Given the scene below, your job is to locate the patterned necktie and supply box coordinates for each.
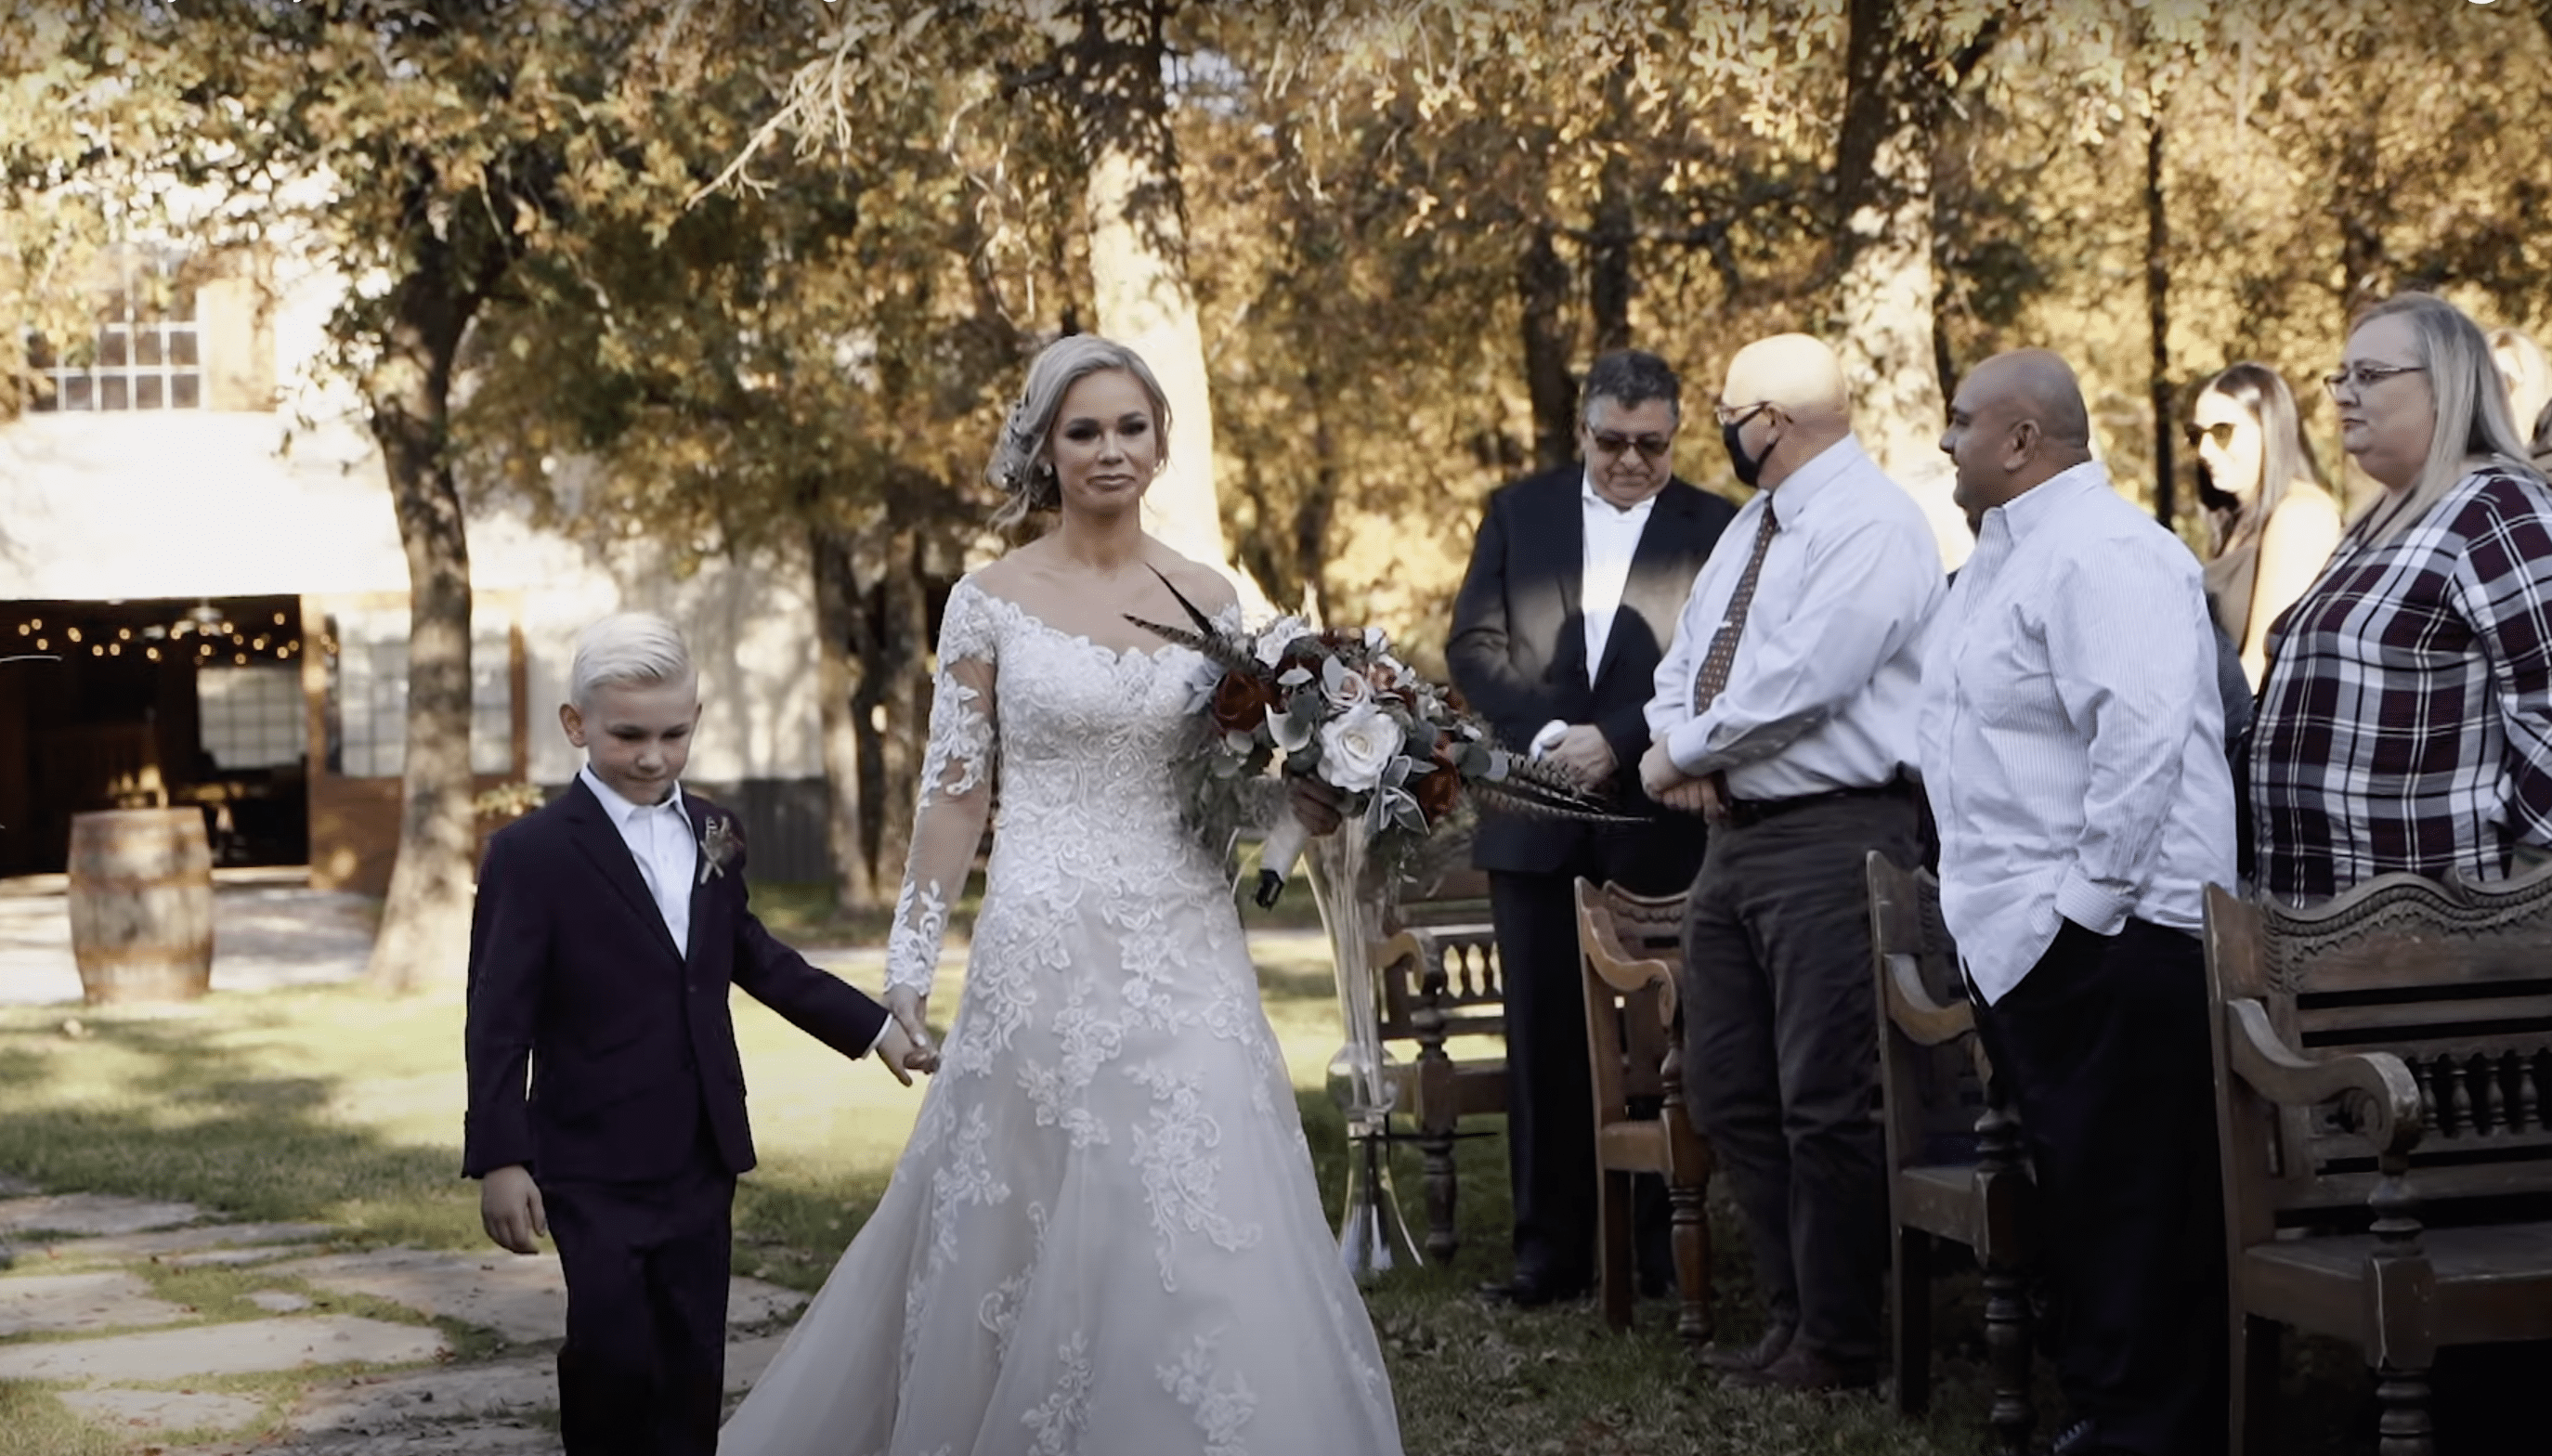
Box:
[1692,497,1780,715]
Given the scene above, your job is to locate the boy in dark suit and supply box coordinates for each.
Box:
[463,612,918,1456]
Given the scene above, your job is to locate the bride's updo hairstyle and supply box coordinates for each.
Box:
[985,334,1175,531]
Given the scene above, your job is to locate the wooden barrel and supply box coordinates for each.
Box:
[67,809,215,1005]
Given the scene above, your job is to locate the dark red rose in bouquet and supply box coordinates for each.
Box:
[1412,749,1462,824]
[1208,670,1280,735]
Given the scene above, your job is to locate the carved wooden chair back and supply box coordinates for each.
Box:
[2205,867,2552,1455]
[2206,869,2552,1239]
[1867,853,1989,1173]
[1576,879,1685,1113]
[1376,864,1503,1047]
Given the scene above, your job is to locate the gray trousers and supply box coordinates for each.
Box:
[1680,792,1915,1365]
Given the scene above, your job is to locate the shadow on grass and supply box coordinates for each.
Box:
[0,996,483,1247]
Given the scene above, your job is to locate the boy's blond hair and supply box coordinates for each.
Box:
[569,612,695,708]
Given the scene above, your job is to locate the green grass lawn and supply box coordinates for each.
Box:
[0,913,2389,1455]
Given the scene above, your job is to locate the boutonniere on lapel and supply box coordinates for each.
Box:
[697,814,742,886]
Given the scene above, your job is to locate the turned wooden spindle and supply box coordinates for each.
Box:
[1973,1089,2035,1456]
[2368,1168,2434,1456]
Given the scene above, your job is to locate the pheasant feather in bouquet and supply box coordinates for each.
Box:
[1127,571,1641,907]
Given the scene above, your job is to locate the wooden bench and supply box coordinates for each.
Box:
[1374,860,1505,1263]
[2204,866,2552,1456]
[1574,878,1713,1358]
[1866,852,2036,1456]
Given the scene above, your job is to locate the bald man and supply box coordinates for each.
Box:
[1921,350,2233,1456]
[1639,332,1943,1391]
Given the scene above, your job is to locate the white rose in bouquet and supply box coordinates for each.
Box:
[1319,702,1405,794]
[1322,656,1374,711]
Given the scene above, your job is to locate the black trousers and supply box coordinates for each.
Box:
[1489,868,1672,1288]
[1973,916,2229,1456]
[1680,792,1914,1365]
[543,1134,738,1456]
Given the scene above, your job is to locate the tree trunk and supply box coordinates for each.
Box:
[1588,63,1636,355]
[811,525,867,914]
[1833,0,1990,568]
[1070,0,1234,584]
[2145,106,2178,531]
[1296,366,1342,625]
[362,263,482,994]
[852,537,930,905]
[2331,33,2391,324]
[1519,221,1577,472]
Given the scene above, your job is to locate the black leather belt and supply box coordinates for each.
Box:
[1719,776,1910,830]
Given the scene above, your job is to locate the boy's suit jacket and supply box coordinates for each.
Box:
[462,777,888,1186]
[1447,462,1738,882]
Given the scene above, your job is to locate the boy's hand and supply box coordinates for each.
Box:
[874,1017,921,1086]
[883,986,940,1076]
[480,1165,546,1254]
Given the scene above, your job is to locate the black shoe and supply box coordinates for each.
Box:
[1476,1272,1591,1308]
[1725,1345,1880,1393]
[1700,1321,1795,1374]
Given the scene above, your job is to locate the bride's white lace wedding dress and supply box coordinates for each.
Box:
[720,576,1404,1456]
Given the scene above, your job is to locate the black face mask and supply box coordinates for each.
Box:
[1722,418,1772,488]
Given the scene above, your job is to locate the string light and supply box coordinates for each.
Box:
[4,605,302,667]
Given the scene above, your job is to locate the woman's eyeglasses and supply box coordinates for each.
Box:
[2322,362,2428,400]
[2183,422,2237,448]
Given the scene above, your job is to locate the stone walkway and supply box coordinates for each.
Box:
[0,1176,801,1453]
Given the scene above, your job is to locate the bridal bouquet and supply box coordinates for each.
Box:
[1127,576,1632,906]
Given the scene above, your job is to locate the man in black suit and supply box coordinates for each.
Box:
[1448,349,1738,1304]
[463,613,916,1456]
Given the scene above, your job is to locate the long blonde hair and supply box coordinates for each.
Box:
[2353,293,2544,545]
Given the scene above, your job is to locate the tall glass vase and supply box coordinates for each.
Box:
[1303,820,1424,1283]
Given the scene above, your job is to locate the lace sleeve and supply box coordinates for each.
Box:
[885,580,999,997]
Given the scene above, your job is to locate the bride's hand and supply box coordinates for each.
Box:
[884,985,940,1075]
[1288,777,1345,838]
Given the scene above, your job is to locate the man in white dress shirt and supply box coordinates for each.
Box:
[1449,350,1737,1305]
[1921,350,2233,1456]
[1638,333,1943,1390]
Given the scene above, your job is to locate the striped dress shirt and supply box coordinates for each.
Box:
[2250,464,2552,902]
[1917,461,2236,1006]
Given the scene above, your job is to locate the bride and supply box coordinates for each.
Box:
[719,336,1406,1454]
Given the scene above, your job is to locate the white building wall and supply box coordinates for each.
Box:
[0,409,822,786]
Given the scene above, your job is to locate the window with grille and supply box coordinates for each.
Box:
[324,612,516,778]
[28,252,202,412]
[197,665,306,770]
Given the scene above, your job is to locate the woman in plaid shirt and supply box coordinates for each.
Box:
[2250,292,2552,903]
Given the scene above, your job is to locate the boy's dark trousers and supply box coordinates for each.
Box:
[546,1120,736,1456]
